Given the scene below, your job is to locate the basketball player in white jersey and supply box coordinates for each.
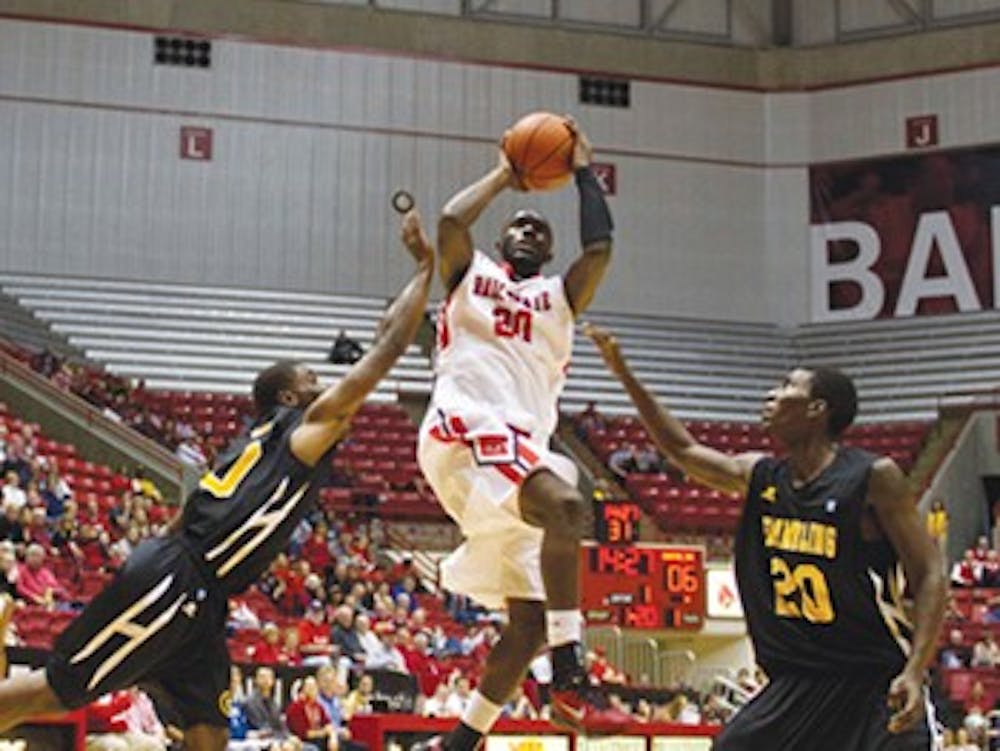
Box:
[417,121,624,748]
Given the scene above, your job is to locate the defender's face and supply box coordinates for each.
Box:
[500,215,552,277]
[761,368,817,437]
[287,365,323,408]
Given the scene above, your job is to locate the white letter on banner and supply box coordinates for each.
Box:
[895,211,981,316]
[810,221,884,322]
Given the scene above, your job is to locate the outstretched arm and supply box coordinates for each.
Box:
[585,324,760,495]
[438,151,519,292]
[870,459,946,734]
[290,211,434,467]
[563,126,613,316]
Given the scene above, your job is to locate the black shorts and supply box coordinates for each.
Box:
[712,672,937,751]
[46,536,231,728]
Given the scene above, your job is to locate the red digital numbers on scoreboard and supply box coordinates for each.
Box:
[580,543,705,630]
[594,501,641,544]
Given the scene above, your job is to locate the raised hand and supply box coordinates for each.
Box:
[565,116,593,170]
[583,322,627,379]
[400,209,434,266]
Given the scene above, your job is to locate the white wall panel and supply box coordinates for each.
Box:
[804,68,1000,163]
[932,0,1000,18]
[0,18,777,320]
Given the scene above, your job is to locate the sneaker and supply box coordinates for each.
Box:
[550,686,632,735]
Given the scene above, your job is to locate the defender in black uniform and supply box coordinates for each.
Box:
[585,324,946,751]
[0,209,435,750]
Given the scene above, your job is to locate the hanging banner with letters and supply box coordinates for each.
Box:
[809,146,1000,321]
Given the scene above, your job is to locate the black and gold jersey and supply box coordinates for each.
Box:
[735,447,912,678]
[179,407,333,594]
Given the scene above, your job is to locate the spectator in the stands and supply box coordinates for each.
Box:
[2,436,32,486]
[634,443,663,474]
[174,438,207,469]
[951,550,981,587]
[286,675,337,750]
[317,665,361,751]
[40,464,71,518]
[353,613,382,667]
[281,626,303,667]
[444,675,473,717]
[400,630,442,697]
[368,622,408,673]
[371,581,394,614]
[0,501,24,545]
[926,498,948,550]
[423,683,452,717]
[87,687,169,751]
[249,622,283,665]
[130,467,162,503]
[343,673,376,717]
[23,507,52,551]
[608,443,639,479]
[108,525,142,566]
[0,542,18,598]
[245,666,289,744]
[299,599,336,666]
[391,574,420,610]
[331,605,366,665]
[302,521,333,574]
[328,329,364,365]
[971,633,999,668]
[575,400,606,440]
[1,471,26,512]
[983,549,1000,587]
[939,628,972,668]
[16,542,69,607]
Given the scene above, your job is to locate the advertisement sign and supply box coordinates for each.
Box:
[577,738,645,751]
[484,735,570,751]
[650,739,713,751]
[706,567,743,620]
[809,145,1000,321]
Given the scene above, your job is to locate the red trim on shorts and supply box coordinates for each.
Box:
[494,462,526,486]
[517,442,539,465]
[429,425,459,443]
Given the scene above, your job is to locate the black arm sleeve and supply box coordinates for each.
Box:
[576,166,613,247]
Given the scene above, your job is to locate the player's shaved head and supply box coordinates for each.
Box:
[253,360,301,415]
[808,367,857,438]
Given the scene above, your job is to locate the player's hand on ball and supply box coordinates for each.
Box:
[583,323,627,378]
[886,670,924,733]
[400,209,433,266]
[498,132,527,191]
[565,116,593,170]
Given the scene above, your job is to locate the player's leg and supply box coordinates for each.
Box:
[0,594,61,732]
[0,669,65,732]
[181,724,229,750]
[518,469,610,731]
[148,604,232,751]
[437,599,546,751]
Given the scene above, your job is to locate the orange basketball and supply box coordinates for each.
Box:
[502,112,576,191]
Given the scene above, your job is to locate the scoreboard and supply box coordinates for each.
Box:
[580,542,705,630]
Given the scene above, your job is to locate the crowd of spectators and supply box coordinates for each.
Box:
[950,537,1000,590]
[0,418,173,617]
[29,348,218,471]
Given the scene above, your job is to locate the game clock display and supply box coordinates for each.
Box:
[580,542,705,630]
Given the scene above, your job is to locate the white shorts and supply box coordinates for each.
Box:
[417,407,579,610]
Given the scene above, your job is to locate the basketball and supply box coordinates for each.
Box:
[502,111,576,191]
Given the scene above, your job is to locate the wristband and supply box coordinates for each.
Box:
[576,167,613,247]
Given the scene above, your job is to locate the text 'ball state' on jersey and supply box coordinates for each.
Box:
[433,250,575,439]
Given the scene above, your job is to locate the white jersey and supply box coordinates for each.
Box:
[430,250,574,439]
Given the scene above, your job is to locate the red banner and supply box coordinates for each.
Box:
[809,146,1000,321]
